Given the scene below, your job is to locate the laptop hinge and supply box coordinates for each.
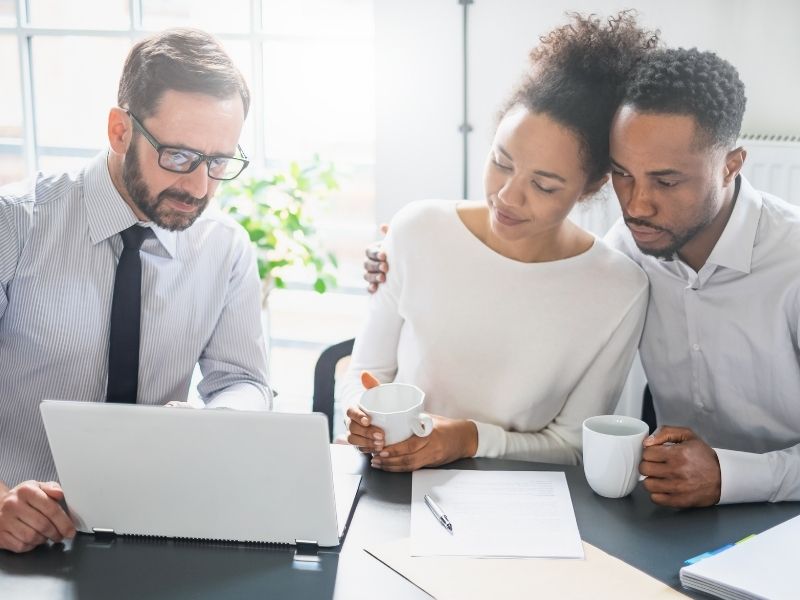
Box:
[92,528,116,540]
[294,539,320,562]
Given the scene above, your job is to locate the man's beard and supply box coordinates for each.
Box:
[624,217,710,260]
[122,143,209,232]
[624,190,717,261]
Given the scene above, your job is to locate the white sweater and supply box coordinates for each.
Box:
[341,200,649,465]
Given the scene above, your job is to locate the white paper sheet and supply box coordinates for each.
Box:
[410,469,583,558]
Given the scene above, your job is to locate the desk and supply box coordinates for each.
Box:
[2,447,799,599]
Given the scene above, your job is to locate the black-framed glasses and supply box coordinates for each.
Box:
[127,110,249,181]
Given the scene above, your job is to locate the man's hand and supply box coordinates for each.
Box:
[363,224,389,294]
[0,481,76,553]
[639,426,721,508]
[370,415,478,472]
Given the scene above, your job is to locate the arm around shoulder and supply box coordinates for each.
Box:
[339,225,408,409]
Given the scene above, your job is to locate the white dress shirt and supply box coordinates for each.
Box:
[606,176,800,503]
[341,200,648,465]
[0,152,271,485]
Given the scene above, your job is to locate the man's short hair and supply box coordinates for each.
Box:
[117,28,250,119]
[621,47,746,149]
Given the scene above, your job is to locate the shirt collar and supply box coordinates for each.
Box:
[705,175,762,274]
[148,223,177,257]
[83,151,177,258]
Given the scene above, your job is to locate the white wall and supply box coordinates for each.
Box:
[374,0,464,223]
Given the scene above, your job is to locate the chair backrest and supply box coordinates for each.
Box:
[313,338,355,441]
[642,383,657,434]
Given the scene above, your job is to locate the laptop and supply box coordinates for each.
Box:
[39,400,361,548]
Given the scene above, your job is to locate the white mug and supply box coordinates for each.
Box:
[358,383,434,445]
[582,415,649,499]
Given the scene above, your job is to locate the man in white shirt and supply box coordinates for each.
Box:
[364,47,800,509]
[605,47,800,508]
[0,29,271,552]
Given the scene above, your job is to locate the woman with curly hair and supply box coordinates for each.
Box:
[341,12,659,470]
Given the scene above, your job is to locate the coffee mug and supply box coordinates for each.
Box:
[358,383,433,445]
[582,415,649,498]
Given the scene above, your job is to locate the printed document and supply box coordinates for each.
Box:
[410,469,583,558]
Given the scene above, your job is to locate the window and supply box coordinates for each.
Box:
[28,0,130,29]
[141,0,251,34]
[0,0,16,27]
[0,33,24,183]
[0,0,376,415]
[33,36,131,172]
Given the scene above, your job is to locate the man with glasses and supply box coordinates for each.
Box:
[0,28,271,553]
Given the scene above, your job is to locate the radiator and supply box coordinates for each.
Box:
[739,135,800,205]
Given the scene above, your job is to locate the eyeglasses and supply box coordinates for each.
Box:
[127,110,249,181]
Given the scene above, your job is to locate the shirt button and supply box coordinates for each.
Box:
[692,343,700,351]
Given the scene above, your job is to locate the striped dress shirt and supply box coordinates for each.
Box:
[0,152,272,486]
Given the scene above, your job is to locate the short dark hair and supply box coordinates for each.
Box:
[621,47,746,148]
[117,28,250,119]
[502,11,659,183]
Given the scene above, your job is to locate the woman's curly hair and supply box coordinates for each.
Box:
[622,47,746,149]
[502,10,659,183]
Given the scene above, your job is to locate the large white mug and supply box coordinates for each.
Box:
[358,383,434,445]
[583,415,649,499]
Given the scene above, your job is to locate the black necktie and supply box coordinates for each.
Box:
[106,225,147,404]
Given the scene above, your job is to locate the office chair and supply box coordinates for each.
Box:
[641,383,657,434]
[313,338,355,441]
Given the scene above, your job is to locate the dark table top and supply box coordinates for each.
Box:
[2,447,799,599]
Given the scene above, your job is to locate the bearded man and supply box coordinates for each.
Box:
[0,28,271,553]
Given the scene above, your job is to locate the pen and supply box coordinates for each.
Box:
[424,494,454,534]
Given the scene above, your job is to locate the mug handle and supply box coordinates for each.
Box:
[411,413,434,438]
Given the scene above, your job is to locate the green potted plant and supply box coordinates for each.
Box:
[217,155,340,306]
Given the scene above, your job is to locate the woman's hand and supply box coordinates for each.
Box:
[345,405,386,454]
[370,416,478,472]
[345,372,386,453]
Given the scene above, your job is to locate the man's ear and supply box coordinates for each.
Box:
[108,107,133,155]
[580,174,609,200]
[723,146,746,185]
